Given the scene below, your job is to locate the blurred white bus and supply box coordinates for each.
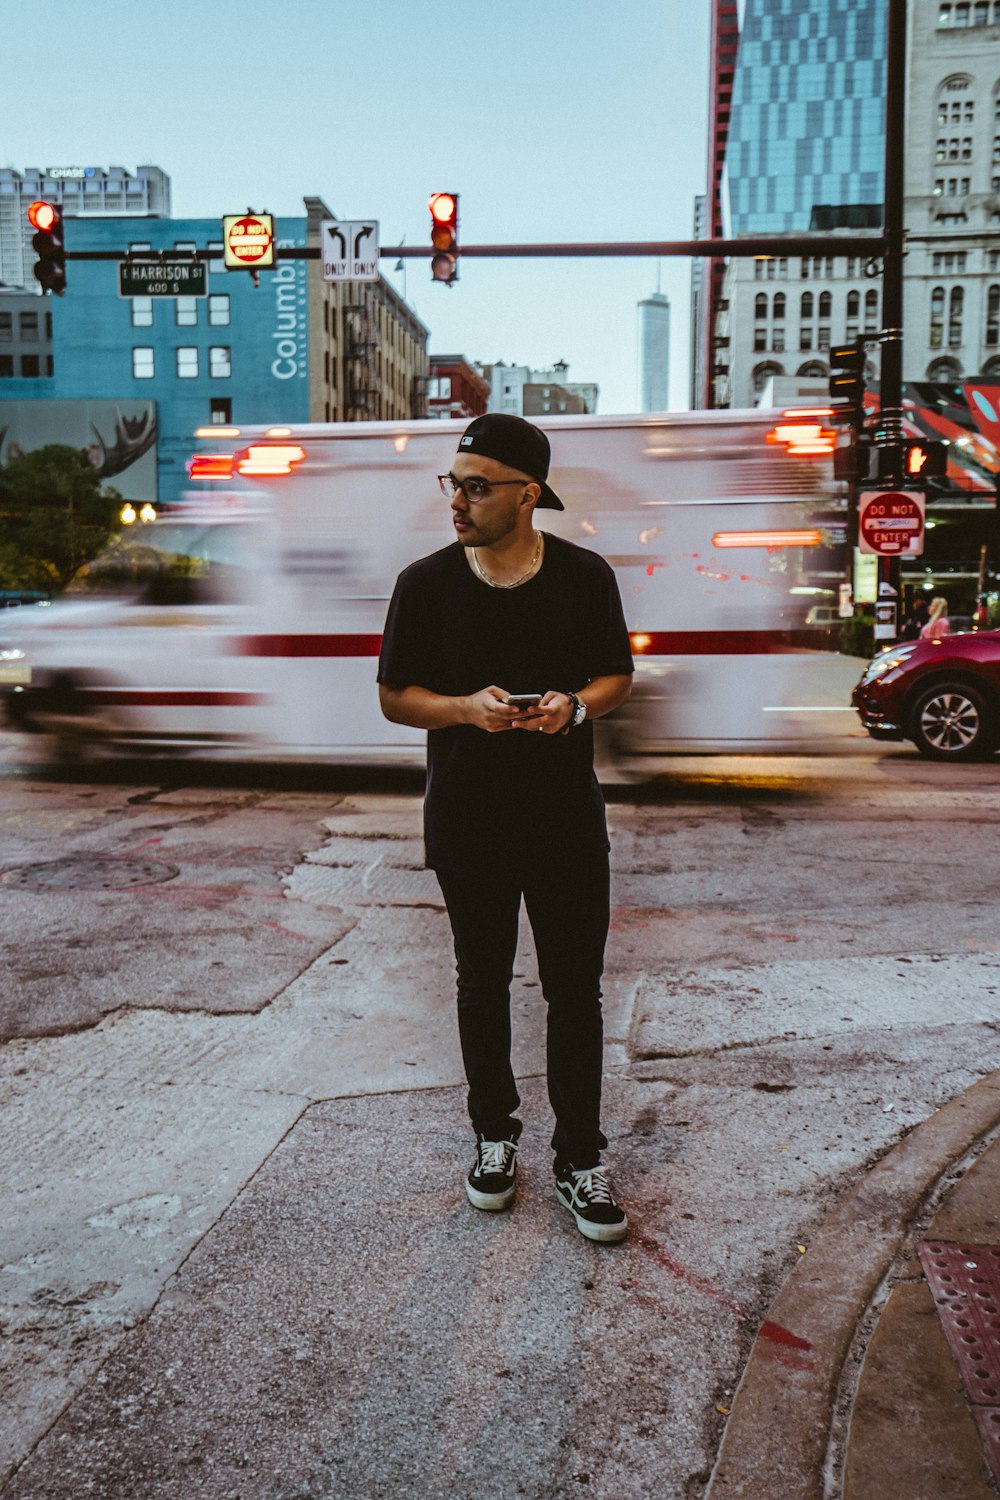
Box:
[0,411,861,768]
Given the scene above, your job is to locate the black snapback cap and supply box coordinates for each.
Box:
[456,413,564,511]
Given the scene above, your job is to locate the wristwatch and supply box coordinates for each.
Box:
[563,691,587,732]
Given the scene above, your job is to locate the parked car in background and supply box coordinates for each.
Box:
[852,629,1000,759]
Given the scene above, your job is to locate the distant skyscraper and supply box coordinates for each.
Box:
[637,287,671,412]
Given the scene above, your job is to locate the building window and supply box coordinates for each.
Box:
[175,297,198,328]
[19,311,39,341]
[131,297,153,328]
[927,357,962,381]
[818,326,831,350]
[753,328,768,352]
[751,361,784,395]
[772,327,785,352]
[209,346,231,378]
[772,292,786,319]
[20,354,40,377]
[0,312,11,342]
[949,285,964,345]
[819,290,832,318]
[865,289,879,323]
[176,346,198,378]
[208,294,230,326]
[132,347,155,379]
[0,354,13,378]
[930,286,945,347]
[846,323,859,341]
[210,398,232,424]
[991,250,1000,270]
[800,291,814,319]
[986,285,1000,346]
[754,293,768,319]
[847,290,861,318]
[799,327,814,351]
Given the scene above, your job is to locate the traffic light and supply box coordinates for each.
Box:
[903,438,948,480]
[27,200,66,295]
[828,340,866,420]
[428,192,459,285]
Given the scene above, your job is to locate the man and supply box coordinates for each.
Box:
[378,413,633,1243]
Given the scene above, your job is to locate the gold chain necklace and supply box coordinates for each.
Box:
[472,532,543,590]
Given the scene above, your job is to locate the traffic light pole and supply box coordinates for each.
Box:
[876,0,908,637]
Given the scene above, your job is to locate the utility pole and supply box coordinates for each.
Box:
[874,0,908,639]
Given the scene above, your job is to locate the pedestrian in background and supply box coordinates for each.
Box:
[920,596,951,639]
[901,596,930,641]
[377,413,633,1243]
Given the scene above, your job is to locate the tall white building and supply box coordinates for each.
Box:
[637,290,671,411]
[0,165,171,291]
[903,0,1000,385]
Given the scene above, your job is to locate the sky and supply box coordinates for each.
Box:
[4,0,710,414]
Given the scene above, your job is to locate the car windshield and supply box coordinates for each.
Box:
[65,522,253,605]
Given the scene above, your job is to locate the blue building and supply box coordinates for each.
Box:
[722,0,887,235]
[0,199,430,504]
[51,215,310,502]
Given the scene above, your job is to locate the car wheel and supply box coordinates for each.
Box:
[909,680,998,761]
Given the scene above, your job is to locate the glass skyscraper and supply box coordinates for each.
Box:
[722,0,887,235]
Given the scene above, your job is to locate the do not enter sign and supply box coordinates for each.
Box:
[858,489,925,557]
[222,213,275,270]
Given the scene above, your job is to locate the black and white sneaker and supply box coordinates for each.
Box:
[467,1135,518,1212]
[555,1163,628,1243]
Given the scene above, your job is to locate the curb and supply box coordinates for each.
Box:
[706,1071,1000,1499]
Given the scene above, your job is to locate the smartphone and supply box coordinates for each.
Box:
[506,693,543,709]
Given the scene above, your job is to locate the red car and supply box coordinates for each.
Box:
[852,629,1000,760]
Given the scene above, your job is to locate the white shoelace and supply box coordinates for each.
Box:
[568,1167,614,1205]
[477,1140,516,1175]
[566,1170,614,1206]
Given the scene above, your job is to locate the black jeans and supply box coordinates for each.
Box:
[435,849,611,1166]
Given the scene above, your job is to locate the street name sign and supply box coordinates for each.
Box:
[118,260,207,298]
[222,213,275,270]
[321,220,379,282]
[858,489,925,557]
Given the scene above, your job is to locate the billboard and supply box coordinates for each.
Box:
[0,400,157,499]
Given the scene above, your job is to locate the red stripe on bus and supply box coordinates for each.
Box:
[221,630,832,659]
[84,690,266,707]
[231,634,384,657]
[630,629,834,655]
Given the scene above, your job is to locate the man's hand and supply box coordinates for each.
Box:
[512,691,573,735]
[462,686,522,733]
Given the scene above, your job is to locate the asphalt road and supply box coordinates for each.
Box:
[2,736,999,1498]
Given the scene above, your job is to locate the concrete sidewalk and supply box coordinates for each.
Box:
[709,1070,1000,1499]
[6,1071,1000,1499]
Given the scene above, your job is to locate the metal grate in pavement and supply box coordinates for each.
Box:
[919,1240,1000,1483]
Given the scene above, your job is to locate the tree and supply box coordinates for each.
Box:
[0,445,122,591]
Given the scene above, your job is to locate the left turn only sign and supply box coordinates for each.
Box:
[222,213,276,269]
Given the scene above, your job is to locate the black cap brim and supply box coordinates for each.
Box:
[537,481,564,511]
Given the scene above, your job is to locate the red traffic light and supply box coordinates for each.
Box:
[27,200,66,295]
[428,193,458,285]
[27,200,58,232]
[429,193,456,225]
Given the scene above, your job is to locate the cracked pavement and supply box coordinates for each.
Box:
[2,746,1000,1497]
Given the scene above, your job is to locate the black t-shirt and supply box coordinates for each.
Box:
[378,533,634,871]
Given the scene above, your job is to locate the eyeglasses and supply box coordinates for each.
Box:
[438,474,527,504]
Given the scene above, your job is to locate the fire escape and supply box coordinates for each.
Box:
[345,303,379,420]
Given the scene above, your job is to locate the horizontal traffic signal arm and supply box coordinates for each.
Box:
[63,233,886,262]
